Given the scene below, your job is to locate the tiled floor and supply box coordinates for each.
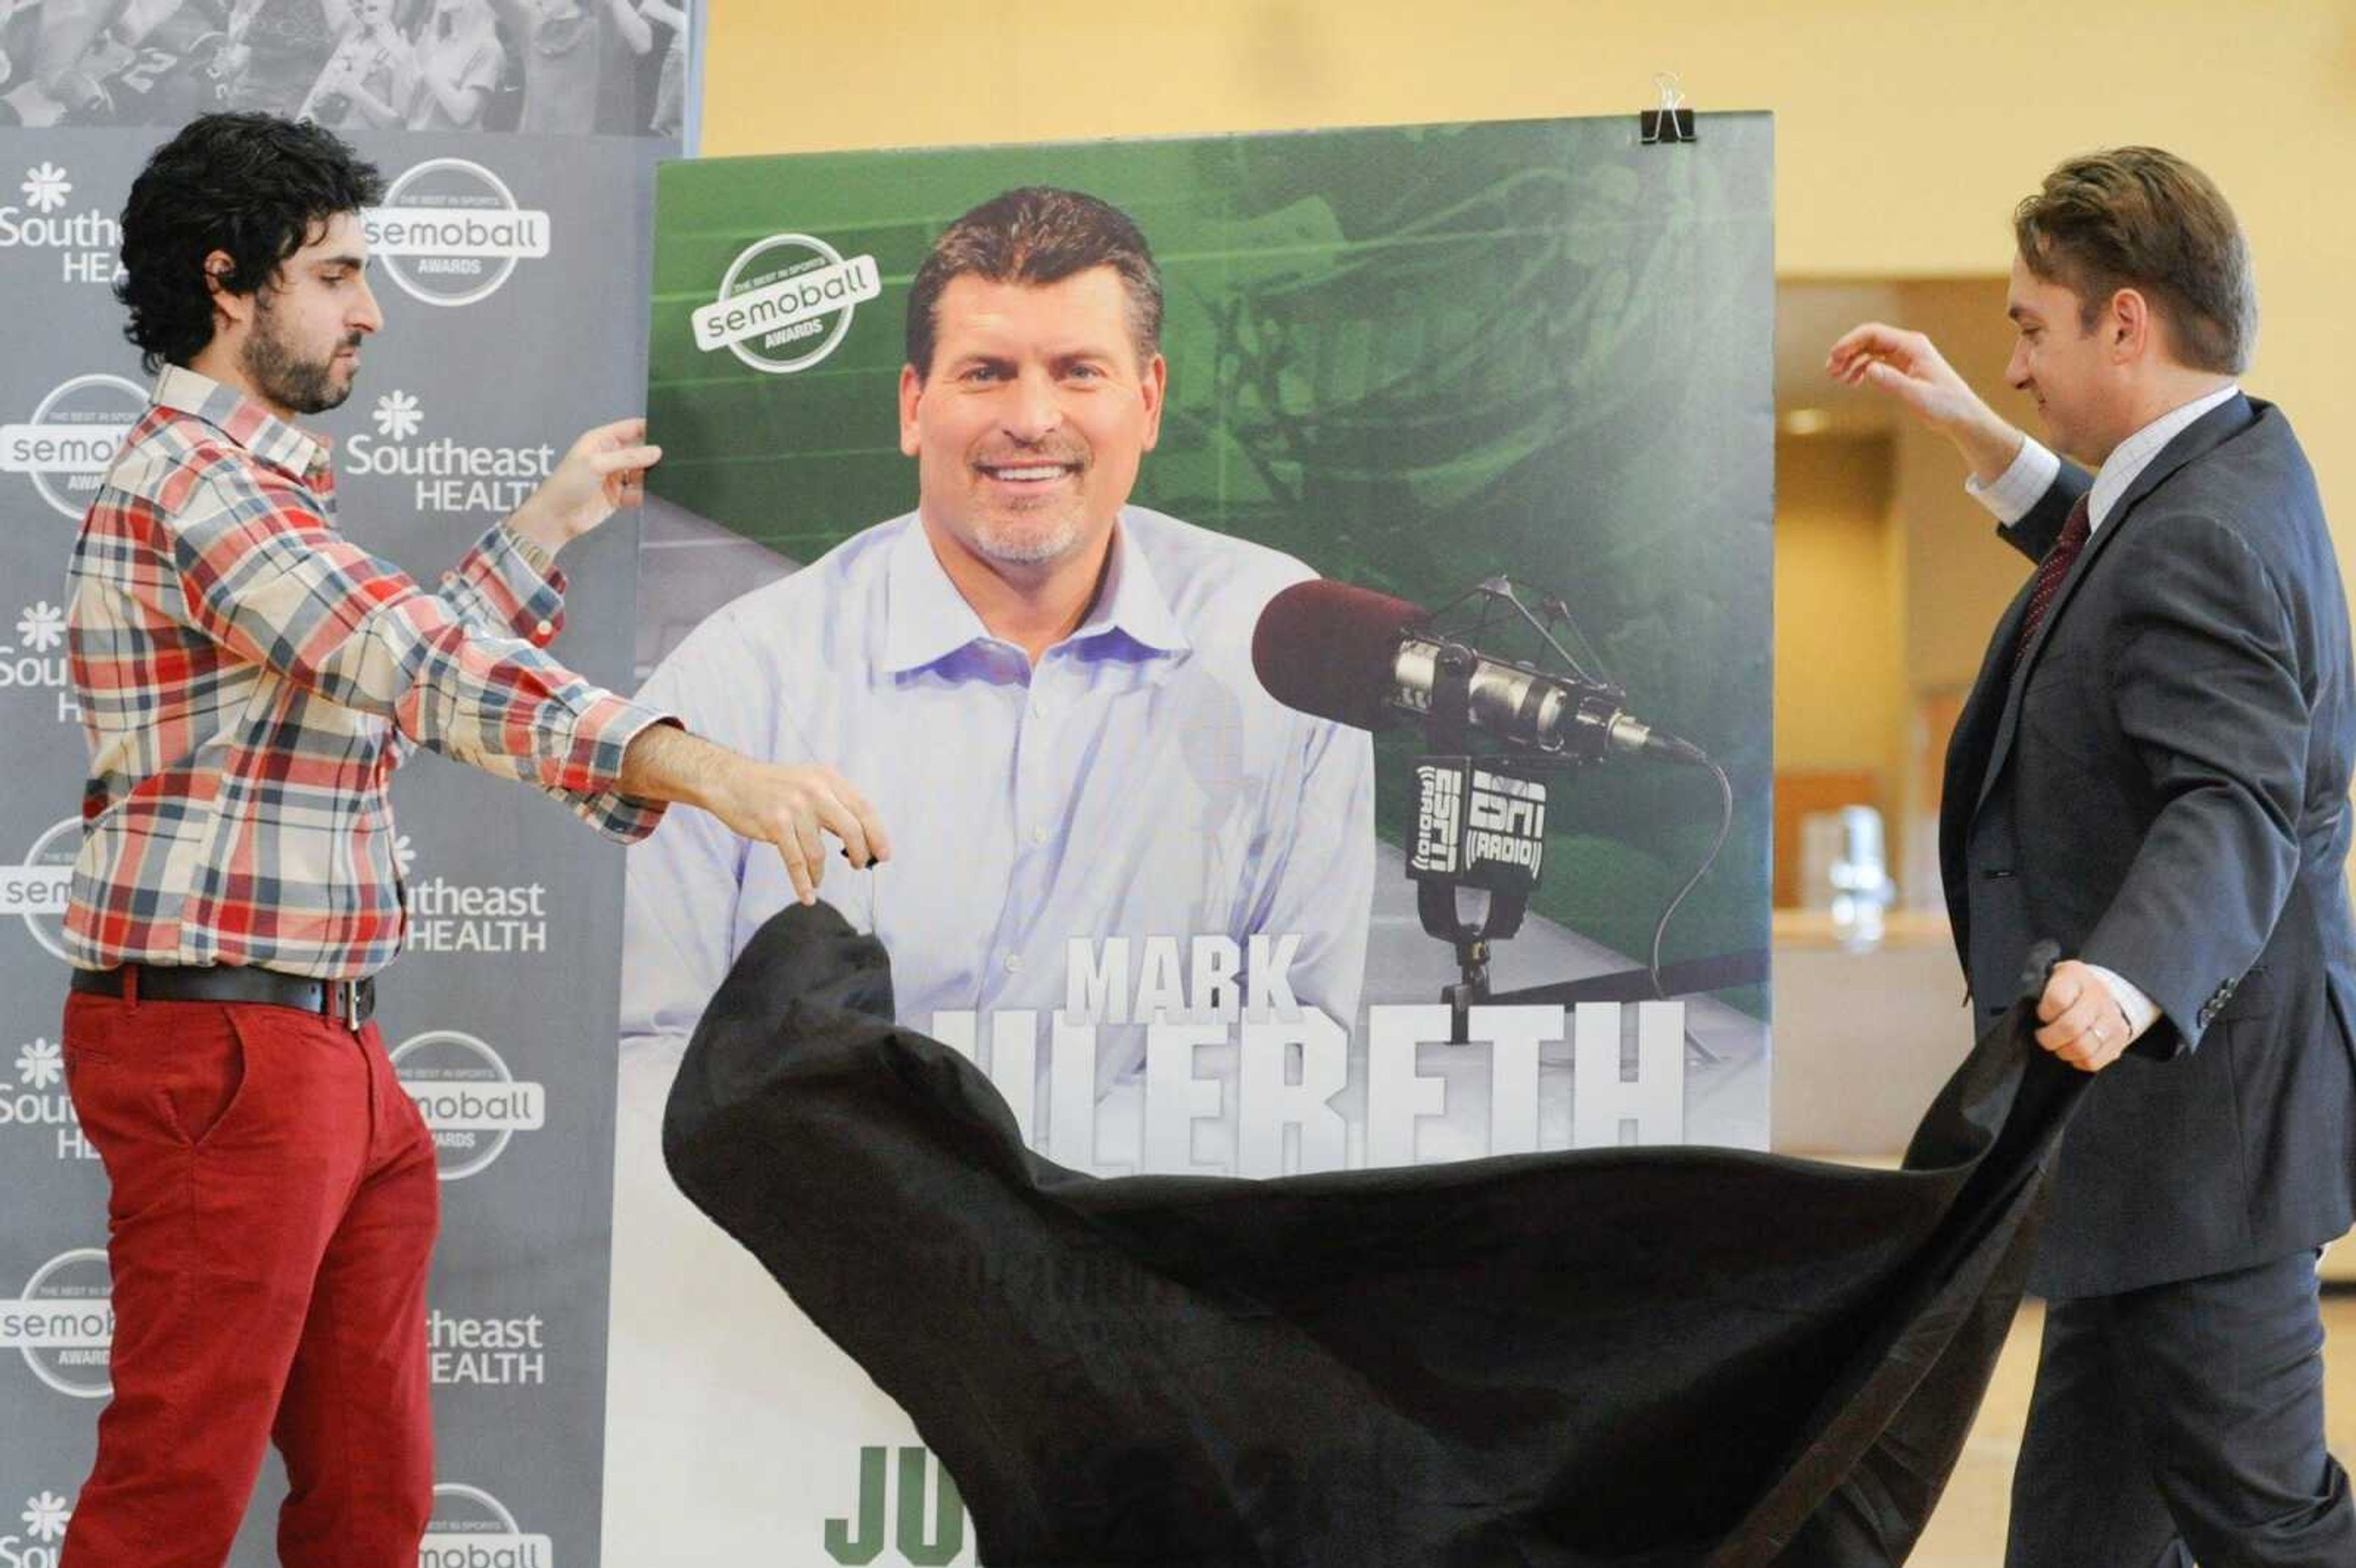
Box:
[1909,1291,2356,1565]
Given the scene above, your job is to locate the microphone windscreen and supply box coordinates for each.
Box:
[1251,579,1428,731]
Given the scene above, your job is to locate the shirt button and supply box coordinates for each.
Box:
[1003,953,1023,974]
[1031,826,1050,846]
[533,619,554,640]
[1031,698,1049,718]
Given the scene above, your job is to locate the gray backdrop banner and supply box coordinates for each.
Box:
[0,63,673,1567]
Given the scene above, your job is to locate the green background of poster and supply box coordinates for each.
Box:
[644,113,1774,1012]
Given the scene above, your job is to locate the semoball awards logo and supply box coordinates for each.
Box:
[692,232,881,375]
[1,1247,111,1399]
[0,601,74,725]
[390,1030,545,1180]
[365,159,551,309]
[1,374,144,520]
[1,818,80,964]
[2,1037,92,1163]
[344,390,555,521]
[0,1488,75,1567]
[0,160,122,285]
[420,1482,552,1568]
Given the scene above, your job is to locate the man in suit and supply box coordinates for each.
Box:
[1828,147,2356,1566]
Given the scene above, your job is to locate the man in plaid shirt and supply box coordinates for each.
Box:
[57,113,887,1568]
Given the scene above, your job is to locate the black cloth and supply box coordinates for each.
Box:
[664,904,2091,1567]
[1942,396,2356,1300]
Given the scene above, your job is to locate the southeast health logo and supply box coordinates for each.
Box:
[19,164,68,212]
[3,1038,92,1163]
[1,1489,74,1567]
[342,390,553,518]
[0,601,74,725]
[0,161,123,284]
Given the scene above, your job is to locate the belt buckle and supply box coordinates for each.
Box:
[327,978,360,1031]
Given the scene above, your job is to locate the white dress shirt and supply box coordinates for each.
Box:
[620,505,1376,1089]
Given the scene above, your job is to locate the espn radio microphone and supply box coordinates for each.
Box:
[1250,579,1707,764]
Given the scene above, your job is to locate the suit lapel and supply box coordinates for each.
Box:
[1965,395,2259,824]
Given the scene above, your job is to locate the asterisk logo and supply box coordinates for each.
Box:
[372,390,422,440]
[21,1489,72,1542]
[393,834,417,877]
[15,1039,63,1090]
[21,162,71,213]
[16,601,64,653]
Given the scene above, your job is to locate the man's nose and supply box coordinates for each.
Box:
[352,272,385,336]
[1000,368,1063,442]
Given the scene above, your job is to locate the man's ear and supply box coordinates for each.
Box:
[2108,286,2154,364]
[1138,352,1168,452]
[204,248,255,332]
[898,363,924,458]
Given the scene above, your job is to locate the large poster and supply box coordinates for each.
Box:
[610,113,1774,1562]
[0,3,685,1561]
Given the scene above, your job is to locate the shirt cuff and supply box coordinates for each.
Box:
[2084,962,2162,1040]
[555,698,679,844]
[454,522,569,648]
[1963,437,2061,526]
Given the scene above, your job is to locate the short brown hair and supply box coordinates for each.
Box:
[2013,147,2257,374]
[904,187,1163,378]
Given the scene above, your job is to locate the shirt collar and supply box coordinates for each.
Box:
[2088,382,2239,532]
[880,510,1191,675]
[153,364,333,483]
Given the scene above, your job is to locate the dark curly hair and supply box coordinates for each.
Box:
[115,113,385,374]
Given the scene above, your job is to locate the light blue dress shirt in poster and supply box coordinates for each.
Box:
[620,506,1376,1094]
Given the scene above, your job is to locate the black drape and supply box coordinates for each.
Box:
[664,904,2084,1566]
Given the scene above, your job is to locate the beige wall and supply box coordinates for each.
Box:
[702,0,2356,565]
[1886,280,2034,692]
[1773,434,1900,785]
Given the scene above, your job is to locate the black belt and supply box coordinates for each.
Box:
[69,964,376,1028]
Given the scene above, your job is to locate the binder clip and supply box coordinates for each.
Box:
[1641,72,1695,145]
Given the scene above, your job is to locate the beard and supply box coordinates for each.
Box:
[242,302,358,416]
[957,441,1093,565]
[964,512,1085,566]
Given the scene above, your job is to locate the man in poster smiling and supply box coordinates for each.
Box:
[623,187,1375,1116]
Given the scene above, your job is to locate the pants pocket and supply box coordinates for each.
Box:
[162,1008,250,1147]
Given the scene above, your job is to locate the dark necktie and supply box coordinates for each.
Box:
[2015,493,2093,662]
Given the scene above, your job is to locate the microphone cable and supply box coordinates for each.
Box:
[1648,757,1735,1002]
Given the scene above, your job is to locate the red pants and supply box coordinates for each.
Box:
[58,991,440,1568]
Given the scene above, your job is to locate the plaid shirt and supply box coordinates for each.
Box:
[65,366,670,978]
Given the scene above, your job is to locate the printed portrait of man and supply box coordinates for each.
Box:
[618,186,1377,1112]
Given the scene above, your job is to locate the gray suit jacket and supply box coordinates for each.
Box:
[1941,394,2356,1297]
